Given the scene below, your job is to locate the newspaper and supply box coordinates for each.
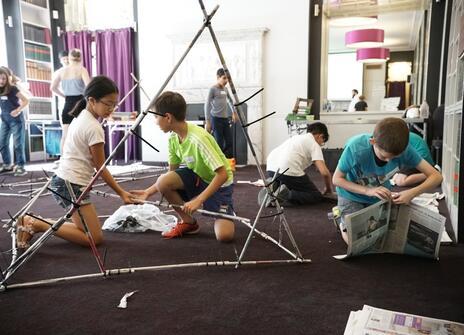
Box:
[334,200,446,260]
[344,305,464,335]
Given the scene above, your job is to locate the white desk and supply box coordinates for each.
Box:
[287,111,427,149]
[105,120,135,165]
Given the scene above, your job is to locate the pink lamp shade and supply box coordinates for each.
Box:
[356,48,390,63]
[345,29,384,48]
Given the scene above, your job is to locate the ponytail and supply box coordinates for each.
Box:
[68,75,119,118]
[69,97,87,118]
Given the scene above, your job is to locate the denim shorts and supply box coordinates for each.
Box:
[175,167,234,216]
[337,196,369,232]
[50,175,91,209]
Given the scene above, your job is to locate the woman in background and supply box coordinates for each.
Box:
[51,48,90,155]
[0,66,29,176]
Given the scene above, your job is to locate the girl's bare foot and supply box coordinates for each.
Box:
[16,215,36,249]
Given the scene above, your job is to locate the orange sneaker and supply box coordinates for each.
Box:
[162,221,200,239]
[228,158,236,172]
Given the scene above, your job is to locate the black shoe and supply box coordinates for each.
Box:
[257,184,290,207]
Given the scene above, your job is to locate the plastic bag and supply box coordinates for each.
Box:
[102,204,177,233]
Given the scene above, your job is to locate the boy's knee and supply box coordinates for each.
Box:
[214,219,235,242]
[155,173,172,193]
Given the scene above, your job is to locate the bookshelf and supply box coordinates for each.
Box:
[443,0,463,241]
[21,0,55,161]
[20,0,54,122]
[2,0,64,161]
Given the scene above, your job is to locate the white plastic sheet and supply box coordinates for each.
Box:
[103,204,177,233]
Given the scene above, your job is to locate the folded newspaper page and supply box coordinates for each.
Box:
[334,200,446,260]
[344,304,464,335]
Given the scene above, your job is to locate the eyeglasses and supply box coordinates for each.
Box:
[98,100,118,110]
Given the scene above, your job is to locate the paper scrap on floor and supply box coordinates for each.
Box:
[236,179,265,187]
[117,291,138,309]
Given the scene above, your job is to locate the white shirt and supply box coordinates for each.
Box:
[348,94,360,112]
[266,133,324,177]
[56,109,105,185]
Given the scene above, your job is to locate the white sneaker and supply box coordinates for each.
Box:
[52,160,60,169]
[14,166,27,177]
[0,164,13,173]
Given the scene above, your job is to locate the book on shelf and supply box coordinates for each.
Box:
[28,100,52,116]
[26,60,51,81]
[24,43,51,62]
[23,23,51,44]
[28,81,52,98]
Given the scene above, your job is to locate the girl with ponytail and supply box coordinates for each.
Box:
[16,76,136,249]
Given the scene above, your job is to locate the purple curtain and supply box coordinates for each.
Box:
[95,28,139,161]
[63,31,93,74]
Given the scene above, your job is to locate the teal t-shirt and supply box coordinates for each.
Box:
[409,132,434,165]
[336,134,422,204]
[168,123,233,186]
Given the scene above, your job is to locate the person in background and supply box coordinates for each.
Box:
[392,132,435,187]
[261,122,333,207]
[354,95,368,111]
[51,48,90,155]
[204,68,238,168]
[348,89,359,112]
[58,50,69,67]
[0,67,29,176]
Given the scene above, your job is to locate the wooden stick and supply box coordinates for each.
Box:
[1,259,311,291]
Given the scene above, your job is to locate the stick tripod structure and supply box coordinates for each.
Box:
[1,2,308,292]
[197,0,304,265]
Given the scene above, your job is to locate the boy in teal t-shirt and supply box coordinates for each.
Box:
[333,118,442,243]
[392,132,435,187]
[132,91,234,241]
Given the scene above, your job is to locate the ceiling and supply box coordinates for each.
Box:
[324,0,429,53]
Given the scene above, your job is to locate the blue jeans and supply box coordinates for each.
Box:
[211,117,233,158]
[0,114,26,167]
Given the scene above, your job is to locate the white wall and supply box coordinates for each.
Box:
[0,4,7,65]
[363,63,386,111]
[327,52,363,100]
[137,0,309,162]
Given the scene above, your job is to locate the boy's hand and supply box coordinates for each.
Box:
[205,121,212,133]
[365,186,391,200]
[232,111,238,123]
[10,109,21,117]
[391,190,415,204]
[182,198,203,215]
[120,191,137,204]
[130,189,151,201]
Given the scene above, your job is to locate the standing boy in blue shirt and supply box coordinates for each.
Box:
[392,132,435,187]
